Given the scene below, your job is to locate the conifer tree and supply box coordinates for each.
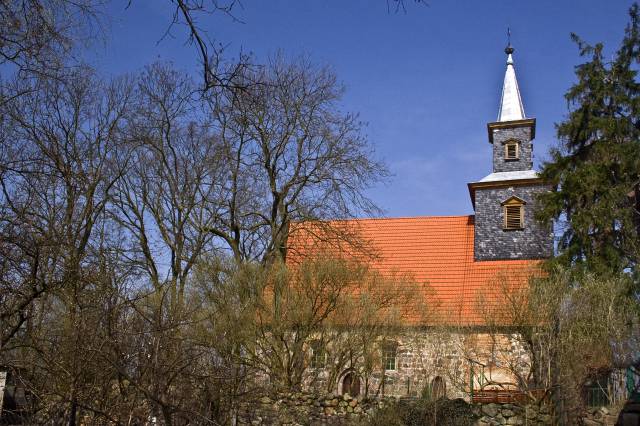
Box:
[538,3,640,278]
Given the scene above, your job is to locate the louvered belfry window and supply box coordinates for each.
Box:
[502,197,525,230]
[505,141,519,160]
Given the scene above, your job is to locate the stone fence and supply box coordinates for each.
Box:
[475,402,552,425]
[237,391,384,425]
[237,392,625,425]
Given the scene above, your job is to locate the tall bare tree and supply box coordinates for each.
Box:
[0,68,132,349]
[0,67,133,424]
[206,55,388,263]
[101,63,219,424]
[478,268,639,423]
[111,62,225,309]
[0,54,389,423]
[1,0,100,67]
[193,254,420,394]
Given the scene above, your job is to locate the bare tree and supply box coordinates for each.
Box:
[0,0,102,68]
[104,62,231,425]
[0,67,134,424]
[0,68,132,350]
[0,53,389,423]
[0,0,106,113]
[387,0,428,13]
[478,268,639,423]
[161,0,250,92]
[194,254,422,394]
[110,62,226,308]
[206,55,388,263]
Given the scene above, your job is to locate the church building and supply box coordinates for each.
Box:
[290,45,553,400]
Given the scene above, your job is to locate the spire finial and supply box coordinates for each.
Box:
[497,28,525,122]
[505,28,514,55]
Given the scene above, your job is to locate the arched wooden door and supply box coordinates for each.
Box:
[342,372,361,397]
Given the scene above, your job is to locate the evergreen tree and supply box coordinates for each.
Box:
[538,4,640,278]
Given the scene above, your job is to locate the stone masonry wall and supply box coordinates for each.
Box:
[239,396,625,426]
[474,184,553,261]
[492,126,534,173]
[302,330,531,401]
[366,330,468,399]
[236,391,388,425]
[300,330,469,400]
[476,403,624,426]
[475,402,553,425]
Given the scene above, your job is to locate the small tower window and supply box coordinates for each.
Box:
[501,196,526,230]
[504,141,520,160]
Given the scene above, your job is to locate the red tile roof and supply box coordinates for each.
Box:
[287,215,541,326]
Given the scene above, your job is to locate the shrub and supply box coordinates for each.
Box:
[366,398,478,426]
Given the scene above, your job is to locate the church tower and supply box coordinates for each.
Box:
[468,44,553,261]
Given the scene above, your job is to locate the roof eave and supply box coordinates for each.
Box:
[468,176,545,210]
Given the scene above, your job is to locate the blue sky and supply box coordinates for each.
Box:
[95,0,635,218]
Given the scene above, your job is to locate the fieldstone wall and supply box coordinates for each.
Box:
[474,402,553,425]
[239,395,628,426]
[236,392,387,425]
[491,126,534,173]
[475,403,629,426]
[474,184,553,261]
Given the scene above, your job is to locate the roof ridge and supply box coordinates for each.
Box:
[291,215,475,225]
[333,214,474,222]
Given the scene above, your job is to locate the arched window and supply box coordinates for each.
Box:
[501,196,526,230]
[381,341,398,371]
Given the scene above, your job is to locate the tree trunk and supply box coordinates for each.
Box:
[68,399,77,426]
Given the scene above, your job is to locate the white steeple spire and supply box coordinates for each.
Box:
[497,44,525,122]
